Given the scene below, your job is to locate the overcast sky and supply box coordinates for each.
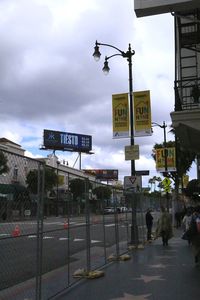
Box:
[0,0,197,186]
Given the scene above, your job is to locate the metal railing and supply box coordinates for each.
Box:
[0,149,163,300]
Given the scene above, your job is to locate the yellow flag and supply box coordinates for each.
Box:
[112,93,129,138]
[133,90,152,136]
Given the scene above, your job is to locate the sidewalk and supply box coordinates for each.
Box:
[54,228,200,300]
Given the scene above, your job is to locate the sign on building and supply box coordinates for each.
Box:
[83,169,118,181]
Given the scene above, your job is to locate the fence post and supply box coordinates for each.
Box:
[36,162,45,300]
[113,188,119,258]
[85,178,91,272]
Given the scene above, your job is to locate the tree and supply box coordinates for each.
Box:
[93,185,112,200]
[148,176,162,192]
[69,178,93,214]
[26,167,57,194]
[69,178,88,200]
[0,151,9,175]
[92,185,112,210]
[184,179,200,201]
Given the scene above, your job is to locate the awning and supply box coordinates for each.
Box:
[0,183,27,195]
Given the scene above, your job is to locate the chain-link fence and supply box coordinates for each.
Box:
[0,149,166,300]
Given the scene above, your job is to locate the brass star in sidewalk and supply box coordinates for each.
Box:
[134,274,165,283]
[111,293,152,300]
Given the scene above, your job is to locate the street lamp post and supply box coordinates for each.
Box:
[93,41,136,176]
[152,121,169,210]
[93,41,139,245]
[152,121,167,172]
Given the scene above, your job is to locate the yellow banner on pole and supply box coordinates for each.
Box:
[112,93,129,139]
[155,147,176,172]
[133,90,152,137]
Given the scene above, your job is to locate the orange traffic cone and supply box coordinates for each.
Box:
[63,220,68,229]
[12,225,21,237]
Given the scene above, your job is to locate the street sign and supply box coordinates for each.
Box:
[162,177,172,193]
[162,177,171,187]
[164,186,171,193]
[124,176,142,190]
[125,145,139,160]
[135,170,149,176]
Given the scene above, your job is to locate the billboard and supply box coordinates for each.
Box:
[134,0,200,17]
[43,129,92,153]
[83,169,118,181]
[112,93,129,138]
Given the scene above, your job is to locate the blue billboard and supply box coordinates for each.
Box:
[43,129,92,153]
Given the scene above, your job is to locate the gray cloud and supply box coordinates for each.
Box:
[0,0,193,184]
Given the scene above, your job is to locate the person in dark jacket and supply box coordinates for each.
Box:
[145,209,154,241]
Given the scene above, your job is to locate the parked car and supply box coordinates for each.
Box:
[117,207,128,213]
[103,207,115,214]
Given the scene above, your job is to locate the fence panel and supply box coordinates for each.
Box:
[0,150,42,300]
[0,149,166,300]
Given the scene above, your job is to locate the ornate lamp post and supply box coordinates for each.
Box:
[93,41,139,245]
[152,121,170,211]
[93,41,136,176]
[152,121,167,173]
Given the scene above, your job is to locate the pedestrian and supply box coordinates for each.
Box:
[175,211,182,228]
[145,208,153,241]
[155,206,173,246]
[182,208,192,244]
[190,206,200,265]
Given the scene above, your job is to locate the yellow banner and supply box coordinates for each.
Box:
[112,93,129,138]
[133,90,152,137]
[156,147,176,172]
[58,175,64,185]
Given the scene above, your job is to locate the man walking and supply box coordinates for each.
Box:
[146,209,153,241]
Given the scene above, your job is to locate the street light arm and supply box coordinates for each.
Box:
[152,121,167,129]
[95,40,125,55]
[106,53,124,60]
[95,41,135,58]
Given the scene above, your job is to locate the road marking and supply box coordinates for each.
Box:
[75,222,86,226]
[59,237,69,241]
[0,233,10,237]
[73,238,84,242]
[91,240,101,243]
[105,224,115,227]
[28,235,37,238]
[43,236,54,239]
